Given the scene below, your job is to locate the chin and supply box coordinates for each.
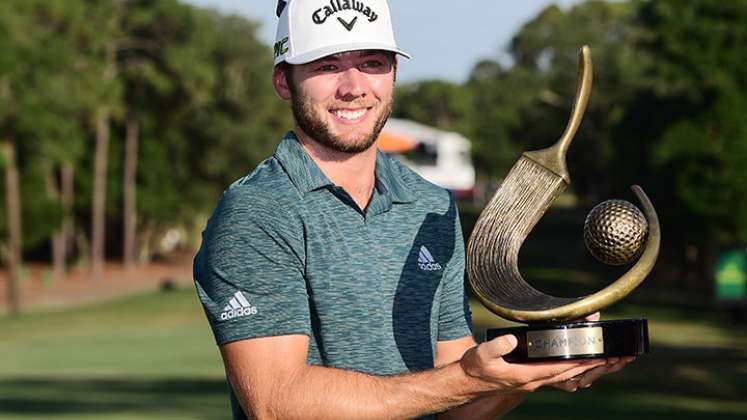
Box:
[333,137,375,153]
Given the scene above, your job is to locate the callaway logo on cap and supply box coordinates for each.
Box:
[274,0,410,65]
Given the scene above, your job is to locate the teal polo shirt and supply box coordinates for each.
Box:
[194,131,473,419]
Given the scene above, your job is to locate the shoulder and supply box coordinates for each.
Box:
[218,156,303,216]
[207,157,305,237]
[229,155,300,200]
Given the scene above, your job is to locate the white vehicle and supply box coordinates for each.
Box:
[377,118,475,199]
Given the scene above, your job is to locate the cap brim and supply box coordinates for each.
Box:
[284,42,410,65]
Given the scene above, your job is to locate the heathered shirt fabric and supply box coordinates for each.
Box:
[194,131,473,419]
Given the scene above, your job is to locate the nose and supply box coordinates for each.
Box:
[336,67,367,101]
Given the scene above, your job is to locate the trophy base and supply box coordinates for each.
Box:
[487,319,649,363]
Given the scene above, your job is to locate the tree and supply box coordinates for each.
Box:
[616,0,747,288]
[89,0,125,278]
[394,80,476,136]
[0,1,24,314]
[117,0,198,267]
[0,0,292,282]
[468,1,639,200]
[18,0,89,279]
[0,142,21,315]
[0,0,83,309]
[115,4,292,261]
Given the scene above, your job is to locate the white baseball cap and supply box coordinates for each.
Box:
[273,0,410,65]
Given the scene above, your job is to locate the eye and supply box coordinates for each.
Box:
[361,60,383,69]
[315,64,338,72]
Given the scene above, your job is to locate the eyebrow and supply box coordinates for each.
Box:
[324,51,390,61]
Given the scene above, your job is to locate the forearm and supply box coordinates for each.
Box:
[238,362,489,420]
[438,392,526,420]
[225,333,608,419]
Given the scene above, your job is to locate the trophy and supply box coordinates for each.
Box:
[466,46,660,363]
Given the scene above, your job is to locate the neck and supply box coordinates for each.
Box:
[294,128,377,211]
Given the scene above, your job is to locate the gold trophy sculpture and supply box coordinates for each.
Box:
[467,46,660,362]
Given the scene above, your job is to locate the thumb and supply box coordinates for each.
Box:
[485,334,518,358]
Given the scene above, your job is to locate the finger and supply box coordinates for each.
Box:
[604,358,630,375]
[522,358,607,391]
[551,380,578,393]
[585,312,601,322]
[525,365,590,391]
[517,358,605,381]
[483,334,519,358]
[576,357,632,388]
[527,359,607,389]
[577,364,612,388]
[554,362,605,383]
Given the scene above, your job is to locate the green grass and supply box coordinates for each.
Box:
[1,287,745,419]
[0,289,229,420]
[472,302,747,420]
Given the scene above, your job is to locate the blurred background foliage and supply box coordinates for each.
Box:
[1,0,746,297]
[393,0,747,296]
[0,0,292,276]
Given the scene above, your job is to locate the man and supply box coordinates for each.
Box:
[194,1,631,418]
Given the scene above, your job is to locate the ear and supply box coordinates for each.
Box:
[272,65,292,100]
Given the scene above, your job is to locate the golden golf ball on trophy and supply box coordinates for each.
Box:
[584,200,649,266]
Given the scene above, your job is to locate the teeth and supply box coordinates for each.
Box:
[334,109,366,121]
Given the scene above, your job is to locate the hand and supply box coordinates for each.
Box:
[552,312,635,392]
[459,334,607,394]
[551,356,633,392]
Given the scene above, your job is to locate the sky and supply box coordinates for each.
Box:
[183,0,584,83]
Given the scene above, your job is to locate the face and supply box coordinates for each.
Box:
[274,50,396,154]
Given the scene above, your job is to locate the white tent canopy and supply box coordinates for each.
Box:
[379,118,475,194]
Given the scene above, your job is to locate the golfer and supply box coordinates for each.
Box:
[194,1,630,418]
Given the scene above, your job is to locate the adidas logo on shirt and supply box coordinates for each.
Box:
[220,291,257,321]
[418,246,442,271]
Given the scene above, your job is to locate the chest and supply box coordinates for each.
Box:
[300,195,457,306]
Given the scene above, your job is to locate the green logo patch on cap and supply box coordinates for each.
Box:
[274,37,289,58]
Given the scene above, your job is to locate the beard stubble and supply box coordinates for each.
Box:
[290,85,393,155]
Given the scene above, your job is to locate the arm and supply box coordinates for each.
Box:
[205,194,621,418]
[435,337,525,419]
[221,333,605,420]
[437,313,635,419]
[432,202,525,419]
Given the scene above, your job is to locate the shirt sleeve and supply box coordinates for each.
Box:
[193,186,309,345]
[437,200,474,341]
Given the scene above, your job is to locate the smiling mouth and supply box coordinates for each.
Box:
[331,107,371,124]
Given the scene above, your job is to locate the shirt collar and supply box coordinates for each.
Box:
[374,149,417,204]
[274,131,334,194]
[274,131,417,204]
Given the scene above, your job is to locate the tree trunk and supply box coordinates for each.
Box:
[1,139,22,315]
[51,233,65,279]
[138,222,155,264]
[47,167,64,280]
[90,2,122,279]
[91,107,110,279]
[61,162,75,265]
[50,162,75,279]
[123,112,139,270]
